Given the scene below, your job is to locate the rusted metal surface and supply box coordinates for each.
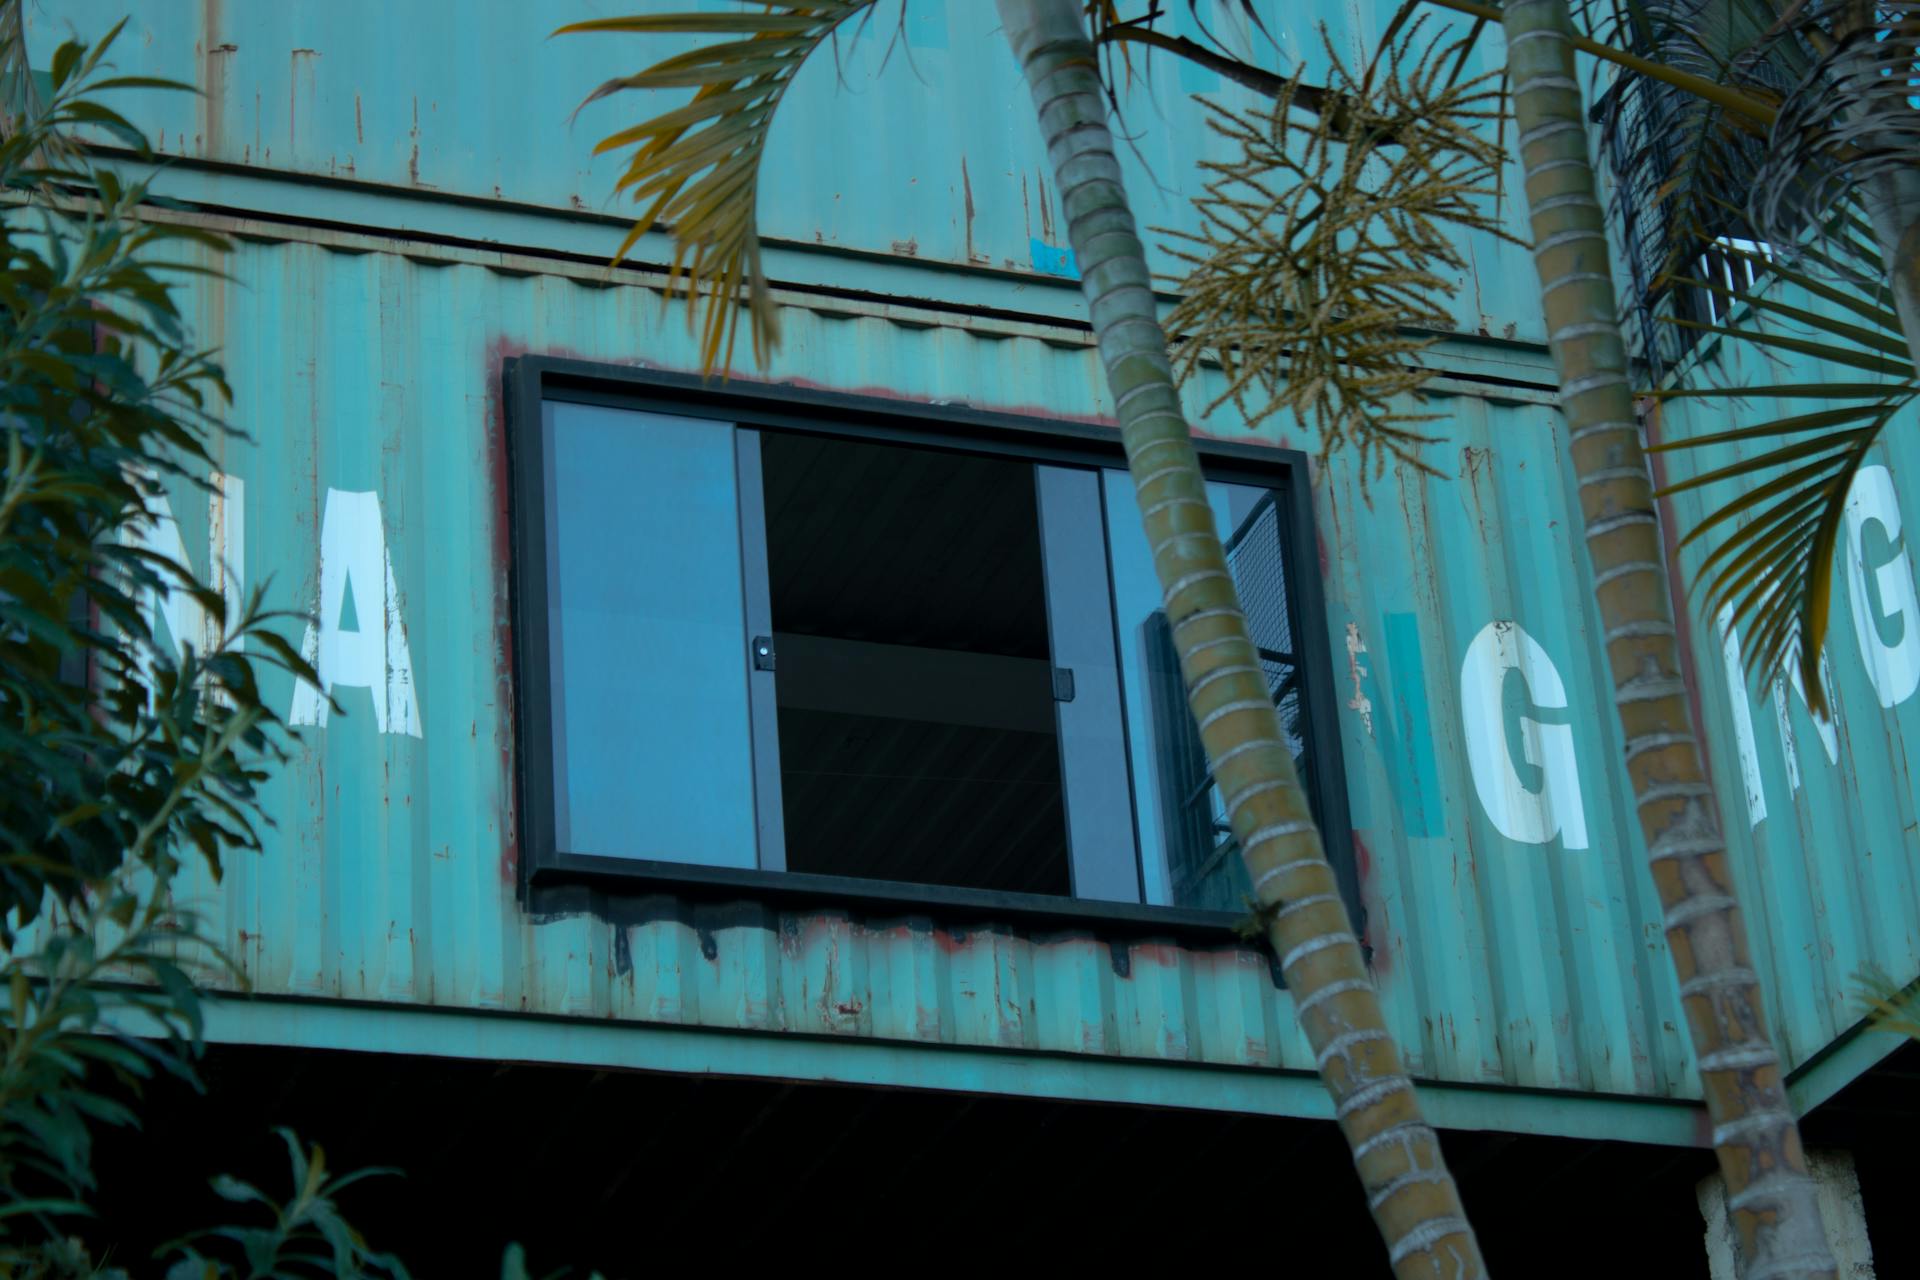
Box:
[29,0,1917,1131]
[28,0,1546,343]
[1653,328,1920,1076]
[133,225,1712,1117]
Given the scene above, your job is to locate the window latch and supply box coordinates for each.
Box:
[751,636,776,672]
[1051,666,1075,702]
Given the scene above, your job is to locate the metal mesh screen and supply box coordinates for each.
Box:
[1225,493,1306,763]
[1591,21,1789,382]
[1147,489,1317,912]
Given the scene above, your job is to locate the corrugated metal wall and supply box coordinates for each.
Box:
[25,0,1914,1118]
[28,0,1547,341]
[1654,328,1920,1072]
[133,224,1689,1101]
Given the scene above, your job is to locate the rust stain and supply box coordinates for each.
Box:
[961,155,984,265]
[198,0,232,156]
[889,237,919,257]
[1353,831,1388,978]
[1037,170,1055,242]
[1130,941,1179,969]
[1021,172,1030,241]
[288,50,320,153]
[354,92,363,144]
[409,96,420,184]
[484,335,535,891]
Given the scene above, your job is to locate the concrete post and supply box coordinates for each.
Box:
[1699,1149,1876,1277]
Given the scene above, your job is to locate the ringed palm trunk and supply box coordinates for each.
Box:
[1501,1,1835,1275]
[996,3,1485,1275]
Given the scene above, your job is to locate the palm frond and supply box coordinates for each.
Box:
[1749,2,1920,275]
[1585,0,1808,305]
[1651,245,1916,714]
[557,3,879,372]
[1850,965,1920,1041]
[1160,18,1519,478]
[1586,0,1920,331]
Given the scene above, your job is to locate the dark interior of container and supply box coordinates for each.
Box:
[758,430,1070,896]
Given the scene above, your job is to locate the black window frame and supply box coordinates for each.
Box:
[505,356,1359,943]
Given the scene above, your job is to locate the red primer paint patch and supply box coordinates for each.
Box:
[484,336,531,886]
[1351,830,1389,978]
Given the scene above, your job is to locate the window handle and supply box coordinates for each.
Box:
[751,636,776,672]
[1051,666,1075,702]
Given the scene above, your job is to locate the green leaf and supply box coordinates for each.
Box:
[49,39,83,90]
[1649,382,1904,401]
[1663,319,1914,377]
[1649,403,1892,453]
[560,3,880,372]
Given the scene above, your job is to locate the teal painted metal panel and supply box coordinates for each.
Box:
[34,0,1909,1123]
[25,0,1549,343]
[127,221,1712,1118]
[1654,318,1920,1082]
[182,997,1709,1147]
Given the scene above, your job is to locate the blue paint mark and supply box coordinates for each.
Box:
[1029,238,1079,279]
[1380,613,1443,837]
[1351,611,1443,838]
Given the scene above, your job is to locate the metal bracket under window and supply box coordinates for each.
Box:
[1051,666,1075,702]
[751,636,776,672]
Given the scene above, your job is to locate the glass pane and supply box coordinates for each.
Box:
[1103,471,1310,910]
[1036,464,1141,903]
[542,402,757,868]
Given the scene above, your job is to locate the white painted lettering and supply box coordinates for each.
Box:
[1716,606,1768,829]
[1845,463,1920,708]
[289,488,421,737]
[1460,621,1589,849]
[131,473,245,684]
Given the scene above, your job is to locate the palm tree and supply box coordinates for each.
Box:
[558,3,1486,1274]
[1499,1,1834,1273]
[1408,0,1920,707]
[1096,5,1894,1272]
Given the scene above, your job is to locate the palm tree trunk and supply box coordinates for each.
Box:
[994,2,1484,1275]
[1501,0,1835,1275]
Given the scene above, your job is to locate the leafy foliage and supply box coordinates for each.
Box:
[0,13,332,1271]
[1649,229,1914,710]
[1159,20,1518,477]
[1580,0,1805,291]
[555,2,881,372]
[159,1131,409,1280]
[498,1244,607,1280]
[0,21,314,937]
[0,18,602,1275]
[1851,965,1920,1040]
[1572,0,1920,710]
[0,875,220,1271]
[1747,2,1920,272]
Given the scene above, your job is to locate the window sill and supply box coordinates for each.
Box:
[528,852,1253,944]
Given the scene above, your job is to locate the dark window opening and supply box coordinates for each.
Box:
[510,362,1359,932]
[758,432,1071,896]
